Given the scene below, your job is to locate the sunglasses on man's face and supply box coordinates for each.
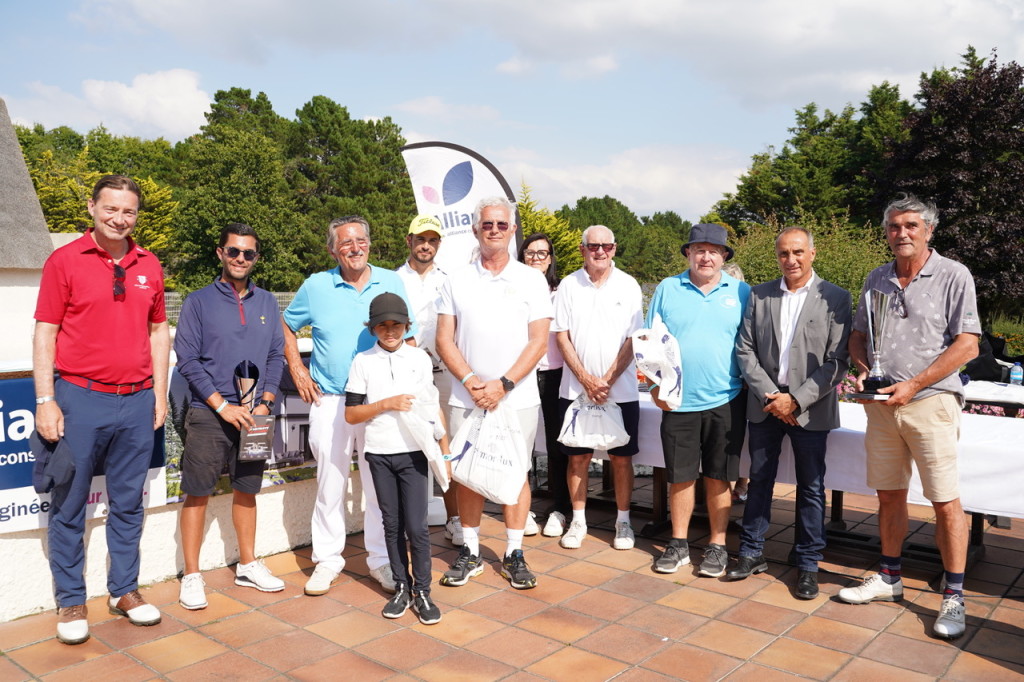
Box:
[584,243,615,253]
[480,221,510,232]
[113,264,126,301]
[224,246,258,261]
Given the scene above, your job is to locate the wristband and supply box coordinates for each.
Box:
[460,371,476,385]
[36,395,55,405]
[215,399,229,414]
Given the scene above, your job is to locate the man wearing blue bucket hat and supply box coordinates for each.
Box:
[646,223,750,580]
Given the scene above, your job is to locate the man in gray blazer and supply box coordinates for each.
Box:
[728,227,852,599]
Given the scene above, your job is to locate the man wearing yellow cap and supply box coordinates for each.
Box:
[395,215,461,545]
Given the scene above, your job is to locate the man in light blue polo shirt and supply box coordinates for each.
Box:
[646,223,750,579]
[281,215,417,597]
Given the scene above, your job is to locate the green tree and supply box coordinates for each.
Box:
[28,149,98,233]
[286,96,414,269]
[84,125,176,184]
[517,183,582,276]
[882,48,1024,320]
[170,125,304,292]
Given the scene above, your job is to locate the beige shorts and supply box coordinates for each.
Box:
[864,392,961,502]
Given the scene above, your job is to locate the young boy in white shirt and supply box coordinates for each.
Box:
[345,293,448,625]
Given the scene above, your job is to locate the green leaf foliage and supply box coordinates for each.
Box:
[518,182,582,277]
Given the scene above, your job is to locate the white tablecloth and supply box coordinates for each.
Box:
[537,394,1024,519]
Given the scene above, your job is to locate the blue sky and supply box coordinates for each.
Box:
[3,0,1022,221]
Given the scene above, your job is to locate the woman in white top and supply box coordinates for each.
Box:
[518,233,570,537]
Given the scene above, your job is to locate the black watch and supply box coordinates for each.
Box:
[256,399,275,411]
[500,376,515,392]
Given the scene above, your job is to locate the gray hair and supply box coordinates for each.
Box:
[581,224,615,244]
[721,262,745,282]
[883,193,939,228]
[776,226,815,250]
[327,215,371,251]
[472,196,515,227]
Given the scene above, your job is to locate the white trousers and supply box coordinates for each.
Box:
[307,394,388,571]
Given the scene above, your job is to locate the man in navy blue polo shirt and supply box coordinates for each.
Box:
[174,223,286,610]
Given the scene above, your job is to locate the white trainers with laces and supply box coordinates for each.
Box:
[934,596,966,639]
[304,564,341,596]
[560,520,588,549]
[542,511,566,537]
[444,516,465,546]
[369,564,397,593]
[179,573,208,610]
[235,559,285,592]
[837,572,903,604]
[523,511,539,536]
[612,521,635,550]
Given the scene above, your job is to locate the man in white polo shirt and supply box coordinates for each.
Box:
[435,196,553,589]
[553,225,644,551]
[395,214,462,546]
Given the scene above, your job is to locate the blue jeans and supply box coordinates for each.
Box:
[49,380,156,606]
[739,418,829,571]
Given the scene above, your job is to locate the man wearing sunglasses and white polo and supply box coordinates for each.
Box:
[33,175,169,644]
[436,196,553,590]
[552,225,644,551]
[174,223,286,610]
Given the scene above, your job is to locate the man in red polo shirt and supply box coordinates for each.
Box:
[33,175,170,645]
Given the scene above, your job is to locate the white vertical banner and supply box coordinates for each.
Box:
[401,141,520,271]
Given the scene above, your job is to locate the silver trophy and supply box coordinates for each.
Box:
[862,289,894,395]
[234,360,260,412]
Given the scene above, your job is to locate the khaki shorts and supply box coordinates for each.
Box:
[864,392,961,502]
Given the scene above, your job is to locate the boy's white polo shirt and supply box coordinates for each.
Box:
[553,265,644,403]
[346,341,435,454]
[438,259,553,410]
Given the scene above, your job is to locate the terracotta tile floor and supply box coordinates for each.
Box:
[2,483,1023,681]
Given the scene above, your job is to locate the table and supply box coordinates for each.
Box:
[536,393,1024,546]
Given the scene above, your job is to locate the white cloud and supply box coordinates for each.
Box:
[7,70,210,141]
[395,96,501,122]
[501,144,747,220]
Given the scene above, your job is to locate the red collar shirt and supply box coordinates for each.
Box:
[35,230,166,384]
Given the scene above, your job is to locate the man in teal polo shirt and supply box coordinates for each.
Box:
[281,215,417,597]
[646,223,750,579]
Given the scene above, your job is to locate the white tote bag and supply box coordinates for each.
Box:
[557,395,630,450]
[449,404,528,505]
[632,314,683,410]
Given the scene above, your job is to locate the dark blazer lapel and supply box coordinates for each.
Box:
[792,276,825,332]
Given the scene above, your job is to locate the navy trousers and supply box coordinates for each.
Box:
[738,417,829,571]
[365,451,433,595]
[49,379,155,607]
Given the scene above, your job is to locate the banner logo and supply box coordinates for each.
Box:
[420,161,474,206]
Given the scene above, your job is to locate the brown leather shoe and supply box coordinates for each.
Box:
[109,589,161,626]
[56,604,89,644]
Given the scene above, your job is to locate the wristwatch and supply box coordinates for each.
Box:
[256,399,275,411]
[500,376,515,393]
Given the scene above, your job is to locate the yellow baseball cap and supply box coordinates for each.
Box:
[408,214,443,236]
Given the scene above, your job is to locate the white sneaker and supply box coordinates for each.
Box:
[56,604,89,645]
[444,516,465,546]
[613,521,635,550]
[837,573,903,604]
[179,573,208,610]
[524,511,539,536]
[235,559,285,593]
[542,511,566,537]
[934,597,966,639]
[560,520,587,549]
[304,564,341,596]
[369,564,397,593]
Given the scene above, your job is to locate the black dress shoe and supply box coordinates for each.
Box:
[796,570,819,599]
[725,555,768,581]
